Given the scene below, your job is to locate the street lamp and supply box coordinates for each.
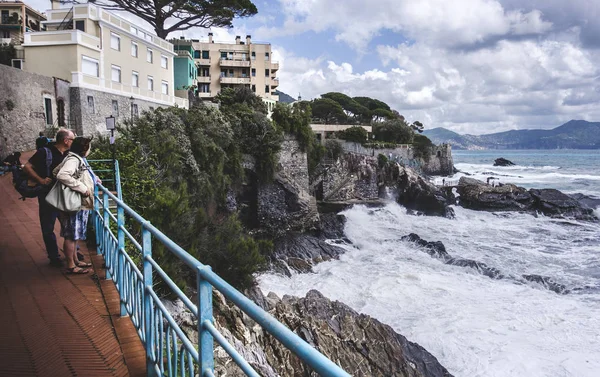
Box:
[106,115,116,189]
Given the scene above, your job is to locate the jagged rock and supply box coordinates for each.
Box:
[493,158,515,166]
[395,166,455,218]
[270,233,346,276]
[318,212,348,240]
[522,274,569,294]
[168,289,453,377]
[457,177,531,211]
[530,189,597,221]
[457,177,598,221]
[569,193,600,210]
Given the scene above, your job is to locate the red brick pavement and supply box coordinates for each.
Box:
[0,153,146,377]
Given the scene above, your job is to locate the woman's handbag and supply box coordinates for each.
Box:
[45,181,82,213]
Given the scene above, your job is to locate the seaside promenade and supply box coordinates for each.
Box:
[0,152,145,377]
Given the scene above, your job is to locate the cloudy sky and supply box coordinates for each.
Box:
[30,0,600,134]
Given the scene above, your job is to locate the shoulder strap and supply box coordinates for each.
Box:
[43,147,52,177]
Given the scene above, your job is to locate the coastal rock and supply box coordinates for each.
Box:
[457,177,598,220]
[493,158,516,166]
[395,165,455,218]
[457,177,531,211]
[522,274,569,294]
[167,289,453,377]
[270,233,346,276]
[530,189,597,221]
[569,193,600,210]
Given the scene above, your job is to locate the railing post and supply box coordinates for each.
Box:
[197,266,214,376]
[142,223,155,375]
[103,191,111,280]
[93,184,100,254]
[114,160,122,200]
[117,203,126,317]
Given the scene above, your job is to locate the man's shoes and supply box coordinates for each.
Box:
[49,259,64,267]
[77,252,85,261]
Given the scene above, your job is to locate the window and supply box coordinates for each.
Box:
[44,98,53,125]
[194,50,200,59]
[265,52,269,61]
[251,68,256,77]
[81,56,99,77]
[220,69,226,77]
[131,42,138,57]
[132,71,139,87]
[265,69,269,76]
[161,81,168,95]
[112,100,119,116]
[220,52,227,60]
[265,85,269,94]
[242,69,248,78]
[111,65,121,82]
[147,48,153,63]
[228,69,233,77]
[199,83,209,93]
[147,76,154,91]
[110,32,120,50]
[251,51,255,60]
[87,96,94,112]
[251,84,256,93]
[202,50,209,59]
[161,55,168,69]
[132,103,139,118]
[75,20,85,32]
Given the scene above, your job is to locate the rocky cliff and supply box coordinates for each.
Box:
[164,288,453,377]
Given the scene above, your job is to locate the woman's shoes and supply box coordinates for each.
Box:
[75,261,92,268]
[66,266,89,274]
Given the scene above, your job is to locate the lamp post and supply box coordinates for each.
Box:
[129,96,135,124]
[106,115,116,190]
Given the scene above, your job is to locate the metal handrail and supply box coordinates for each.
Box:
[91,160,351,377]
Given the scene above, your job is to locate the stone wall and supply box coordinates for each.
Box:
[342,141,454,176]
[70,87,167,137]
[256,135,319,235]
[0,64,68,156]
[320,153,379,201]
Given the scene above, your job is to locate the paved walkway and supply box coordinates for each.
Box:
[0,153,146,377]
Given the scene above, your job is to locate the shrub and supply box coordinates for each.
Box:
[324,139,344,160]
[378,153,388,168]
[373,119,414,144]
[337,126,368,143]
[412,134,434,160]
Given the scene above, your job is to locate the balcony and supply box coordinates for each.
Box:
[197,76,211,83]
[175,49,192,59]
[219,58,250,68]
[271,61,279,71]
[1,37,12,45]
[198,91,212,98]
[220,76,251,84]
[196,57,210,66]
[271,77,279,88]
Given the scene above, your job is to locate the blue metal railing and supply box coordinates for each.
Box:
[90,160,351,377]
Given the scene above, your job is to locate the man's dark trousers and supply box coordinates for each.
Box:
[38,195,60,261]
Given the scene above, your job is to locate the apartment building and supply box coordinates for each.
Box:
[172,34,279,103]
[0,0,45,46]
[171,39,198,99]
[20,1,186,135]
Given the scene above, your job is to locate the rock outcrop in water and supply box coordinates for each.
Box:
[401,233,570,294]
[457,177,598,221]
[392,165,455,218]
[493,158,515,166]
[165,289,453,377]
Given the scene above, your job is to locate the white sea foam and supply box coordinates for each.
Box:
[259,203,600,377]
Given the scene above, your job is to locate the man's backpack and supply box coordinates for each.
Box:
[12,147,52,200]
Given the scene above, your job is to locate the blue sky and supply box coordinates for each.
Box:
[27,0,600,135]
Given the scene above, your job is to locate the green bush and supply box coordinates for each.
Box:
[363,141,398,149]
[324,139,344,160]
[412,134,434,160]
[373,119,414,144]
[378,153,388,168]
[337,126,368,143]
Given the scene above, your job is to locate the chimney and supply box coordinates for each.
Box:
[208,32,213,43]
[51,0,61,10]
[235,35,241,44]
[246,35,251,45]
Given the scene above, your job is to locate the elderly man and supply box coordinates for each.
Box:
[23,128,75,266]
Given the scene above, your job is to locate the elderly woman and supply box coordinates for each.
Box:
[53,136,95,274]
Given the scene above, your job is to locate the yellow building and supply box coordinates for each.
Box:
[0,0,46,46]
[173,34,279,104]
[19,2,187,134]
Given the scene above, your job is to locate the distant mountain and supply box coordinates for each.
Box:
[423,120,600,150]
[275,90,297,104]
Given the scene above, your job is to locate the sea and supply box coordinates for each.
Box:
[258,150,600,377]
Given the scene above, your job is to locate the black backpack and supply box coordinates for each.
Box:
[12,147,52,200]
